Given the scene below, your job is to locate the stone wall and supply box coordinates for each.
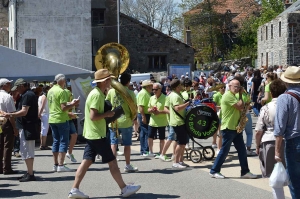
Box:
[14,0,92,70]
[119,14,195,73]
[257,11,300,67]
[0,2,9,46]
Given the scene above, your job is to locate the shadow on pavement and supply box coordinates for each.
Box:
[125,168,188,175]
[95,193,180,198]
[0,189,46,198]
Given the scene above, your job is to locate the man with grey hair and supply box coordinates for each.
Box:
[47,74,80,172]
[0,78,18,175]
[274,66,300,198]
[147,83,168,158]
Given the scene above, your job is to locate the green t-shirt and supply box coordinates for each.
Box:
[165,95,170,123]
[83,87,106,139]
[148,94,168,127]
[220,91,240,130]
[235,92,250,103]
[106,86,137,128]
[169,92,185,126]
[265,83,272,104]
[47,85,69,123]
[137,88,151,114]
[213,92,223,106]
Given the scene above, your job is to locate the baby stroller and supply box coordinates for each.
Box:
[184,98,219,163]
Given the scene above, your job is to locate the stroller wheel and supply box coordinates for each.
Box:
[202,146,215,160]
[189,149,202,163]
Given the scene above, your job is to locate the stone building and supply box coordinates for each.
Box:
[0,1,9,46]
[257,1,300,67]
[8,0,92,70]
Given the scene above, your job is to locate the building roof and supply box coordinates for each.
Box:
[279,0,300,17]
[120,13,195,49]
[185,0,260,24]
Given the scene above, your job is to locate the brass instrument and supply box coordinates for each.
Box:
[236,92,253,133]
[95,43,137,121]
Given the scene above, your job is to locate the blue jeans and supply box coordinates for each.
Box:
[285,136,300,199]
[137,113,150,154]
[50,122,70,153]
[252,94,261,116]
[244,113,253,148]
[210,129,250,176]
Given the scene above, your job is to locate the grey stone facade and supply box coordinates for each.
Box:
[120,14,195,73]
[257,3,300,67]
[0,1,8,46]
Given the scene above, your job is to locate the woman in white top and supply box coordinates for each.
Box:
[38,86,50,150]
[255,79,286,177]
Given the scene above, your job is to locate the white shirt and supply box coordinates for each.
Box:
[0,90,16,113]
[38,94,49,115]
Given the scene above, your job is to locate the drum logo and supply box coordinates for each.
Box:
[197,110,211,117]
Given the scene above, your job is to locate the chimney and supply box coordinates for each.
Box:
[285,0,293,9]
[185,29,192,46]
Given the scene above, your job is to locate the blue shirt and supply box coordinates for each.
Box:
[274,87,300,140]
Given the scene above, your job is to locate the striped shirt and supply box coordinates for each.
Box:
[274,87,300,140]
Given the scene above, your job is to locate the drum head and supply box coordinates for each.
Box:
[185,105,219,139]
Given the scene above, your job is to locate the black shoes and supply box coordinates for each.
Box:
[3,170,18,175]
[18,173,36,182]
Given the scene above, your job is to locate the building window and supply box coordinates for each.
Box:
[279,22,281,37]
[25,39,36,56]
[92,38,100,56]
[261,28,263,41]
[266,26,268,40]
[148,55,167,70]
[261,53,263,66]
[271,24,273,39]
[92,9,105,25]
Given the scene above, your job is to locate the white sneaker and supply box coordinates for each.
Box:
[68,188,89,198]
[57,165,73,172]
[121,184,141,197]
[241,172,257,179]
[117,151,124,156]
[148,152,156,157]
[209,172,225,179]
[142,152,149,157]
[211,144,217,148]
[172,163,186,169]
[96,155,101,161]
[154,154,160,159]
[67,153,77,163]
[52,165,58,172]
[246,150,257,156]
[216,149,220,155]
[124,164,138,172]
[170,155,174,161]
[159,155,171,162]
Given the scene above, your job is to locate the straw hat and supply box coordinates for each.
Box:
[280,66,300,84]
[92,69,115,83]
[141,80,153,87]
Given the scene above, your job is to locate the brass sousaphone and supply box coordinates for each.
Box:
[95,43,137,120]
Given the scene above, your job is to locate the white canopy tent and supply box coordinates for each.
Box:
[0,45,94,81]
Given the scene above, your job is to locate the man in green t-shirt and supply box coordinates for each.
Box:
[137,80,153,156]
[68,69,141,198]
[169,79,190,169]
[210,78,257,179]
[48,74,79,173]
[147,83,168,158]
[106,73,138,173]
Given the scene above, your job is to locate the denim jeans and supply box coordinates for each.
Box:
[244,113,253,148]
[50,122,70,153]
[137,113,150,154]
[252,94,261,116]
[285,136,300,199]
[210,129,250,176]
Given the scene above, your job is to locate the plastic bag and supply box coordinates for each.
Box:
[269,162,289,188]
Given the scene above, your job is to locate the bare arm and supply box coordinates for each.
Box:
[89,108,114,121]
[233,92,244,111]
[38,95,47,117]
[255,130,263,148]
[61,99,79,112]
[9,106,29,117]
[138,105,145,118]
[261,91,270,105]
[275,136,284,162]
[174,102,190,112]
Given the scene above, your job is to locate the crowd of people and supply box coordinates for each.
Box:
[0,63,299,199]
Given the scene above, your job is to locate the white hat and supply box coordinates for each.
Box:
[186,72,189,75]
[0,78,13,87]
[280,66,300,83]
[129,82,133,86]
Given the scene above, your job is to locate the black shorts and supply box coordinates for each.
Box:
[83,138,115,163]
[173,125,188,145]
[148,126,166,140]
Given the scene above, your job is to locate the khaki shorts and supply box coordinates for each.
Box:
[19,129,35,159]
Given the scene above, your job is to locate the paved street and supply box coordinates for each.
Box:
[0,114,292,199]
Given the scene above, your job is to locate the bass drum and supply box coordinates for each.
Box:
[185,105,219,139]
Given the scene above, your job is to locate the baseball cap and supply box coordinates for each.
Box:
[11,78,27,91]
[0,78,13,87]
